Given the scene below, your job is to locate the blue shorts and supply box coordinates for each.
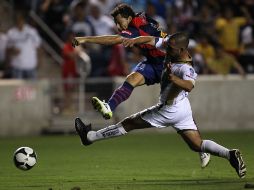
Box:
[133,59,164,85]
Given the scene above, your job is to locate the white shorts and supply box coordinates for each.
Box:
[139,97,197,132]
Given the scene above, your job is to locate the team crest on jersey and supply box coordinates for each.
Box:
[160,31,167,38]
[122,30,132,35]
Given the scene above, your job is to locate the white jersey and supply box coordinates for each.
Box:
[159,63,197,105]
[138,63,198,131]
[6,24,41,70]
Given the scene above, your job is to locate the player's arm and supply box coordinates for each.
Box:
[72,35,124,47]
[169,74,194,92]
[122,36,169,48]
[166,63,194,92]
[122,36,155,47]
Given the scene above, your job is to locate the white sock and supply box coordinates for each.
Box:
[201,140,230,159]
[87,123,127,142]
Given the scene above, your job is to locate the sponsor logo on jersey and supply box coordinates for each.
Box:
[121,30,132,35]
[139,63,146,71]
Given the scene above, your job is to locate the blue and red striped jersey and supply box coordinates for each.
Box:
[120,12,167,64]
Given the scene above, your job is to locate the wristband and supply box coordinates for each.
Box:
[155,37,163,48]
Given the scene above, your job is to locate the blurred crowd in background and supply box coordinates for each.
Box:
[1,0,254,80]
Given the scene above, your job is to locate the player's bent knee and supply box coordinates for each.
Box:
[126,72,145,87]
[122,114,150,132]
[122,116,136,132]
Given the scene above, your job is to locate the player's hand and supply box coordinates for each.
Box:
[72,38,80,48]
[166,63,175,81]
[122,38,136,47]
[165,63,172,73]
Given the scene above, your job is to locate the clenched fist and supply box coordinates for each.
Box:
[72,38,80,48]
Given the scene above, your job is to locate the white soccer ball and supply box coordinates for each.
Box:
[13,147,37,171]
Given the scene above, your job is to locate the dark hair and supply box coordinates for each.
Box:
[167,32,189,50]
[14,9,27,22]
[165,32,190,63]
[110,4,135,19]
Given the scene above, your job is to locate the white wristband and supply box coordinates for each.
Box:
[155,38,163,48]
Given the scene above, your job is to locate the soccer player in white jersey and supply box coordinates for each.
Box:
[74,32,246,178]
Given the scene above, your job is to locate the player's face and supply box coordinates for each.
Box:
[114,14,132,31]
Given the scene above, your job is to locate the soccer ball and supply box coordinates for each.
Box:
[13,147,37,171]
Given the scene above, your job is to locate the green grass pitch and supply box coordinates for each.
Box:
[0,131,253,190]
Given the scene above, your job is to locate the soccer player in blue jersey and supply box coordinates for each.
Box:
[72,4,210,167]
[72,4,167,119]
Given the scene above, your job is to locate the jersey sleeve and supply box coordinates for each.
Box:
[181,65,197,85]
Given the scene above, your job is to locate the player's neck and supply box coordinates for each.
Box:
[170,57,192,65]
[174,51,192,64]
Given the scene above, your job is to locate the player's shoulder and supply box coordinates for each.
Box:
[16,24,37,36]
[131,12,147,27]
[172,63,197,80]
[178,63,196,75]
[181,63,194,69]
[24,24,36,31]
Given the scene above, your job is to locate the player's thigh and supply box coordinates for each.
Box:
[122,113,152,132]
[125,72,145,87]
[129,60,163,86]
[179,130,202,152]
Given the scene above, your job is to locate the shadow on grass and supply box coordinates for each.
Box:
[18,179,253,190]
[138,178,248,185]
[111,179,250,190]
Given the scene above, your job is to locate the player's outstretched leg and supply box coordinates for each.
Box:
[229,149,246,178]
[181,130,246,178]
[91,97,112,120]
[200,152,210,168]
[75,117,93,146]
[75,117,128,145]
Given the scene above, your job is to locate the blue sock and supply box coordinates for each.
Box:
[108,81,134,111]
